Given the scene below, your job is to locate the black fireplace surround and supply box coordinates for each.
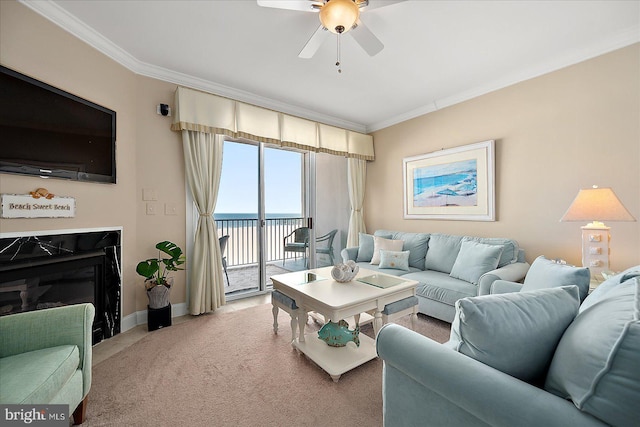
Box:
[0,229,121,344]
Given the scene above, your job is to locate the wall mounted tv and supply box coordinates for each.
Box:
[0,65,116,184]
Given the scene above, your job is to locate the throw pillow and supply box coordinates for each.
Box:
[544,277,640,427]
[378,250,410,272]
[424,234,463,274]
[521,256,590,302]
[356,232,391,263]
[370,236,404,265]
[356,233,376,262]
[466,237,520,267]
[448,285,580,383]
[449,239,504,285]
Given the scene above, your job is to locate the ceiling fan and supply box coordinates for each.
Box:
[257,0,403,62]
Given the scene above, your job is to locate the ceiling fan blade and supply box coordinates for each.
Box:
[349,19,384,56]
[359,0,406,11]
[298,25,330,58]
[257,0,320,13]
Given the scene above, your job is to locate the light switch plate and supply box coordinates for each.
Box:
[142,188,158,201]
[146,203,157,215]
[165,203,177,216]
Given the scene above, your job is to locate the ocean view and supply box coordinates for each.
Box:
[214,213,302,220]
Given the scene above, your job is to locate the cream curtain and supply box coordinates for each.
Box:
[182,131,225,314]
[346,158,367,248]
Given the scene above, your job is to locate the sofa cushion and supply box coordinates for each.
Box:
[0,345,79,404]
[579,265,640,312]
[465,236,520,268]
[356,232,392,263]
[544,277,640,426]
[521,256,591,302]
[424,234,463,274]
[449,239,504,285]
[354,262,421,276]
[448,286,580,383]
[371,236,404,265]
[379,250,411,272]
[408,270,477,307]
[376,230,430,270]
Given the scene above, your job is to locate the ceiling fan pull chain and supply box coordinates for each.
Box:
[336,34,342,74]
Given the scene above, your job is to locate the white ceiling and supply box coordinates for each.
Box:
[22,0,640,133]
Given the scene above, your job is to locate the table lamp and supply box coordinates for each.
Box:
[560,186,635,278]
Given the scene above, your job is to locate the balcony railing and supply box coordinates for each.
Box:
[215,217,306,267]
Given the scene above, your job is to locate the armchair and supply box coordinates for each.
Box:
[315,229,337,266]
[0,303,95,424]
[486,255,590,302]
[282,227,310,266]
[219,235,230,286]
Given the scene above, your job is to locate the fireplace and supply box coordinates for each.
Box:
[0,228,121,344]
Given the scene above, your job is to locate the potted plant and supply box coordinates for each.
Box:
[136,241,185,309]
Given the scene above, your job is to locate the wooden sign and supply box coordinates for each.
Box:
[1,190,76,218]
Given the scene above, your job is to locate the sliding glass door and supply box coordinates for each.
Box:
[209,139,348,301]
[215,140,306,299]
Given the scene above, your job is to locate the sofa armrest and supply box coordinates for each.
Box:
[490,280,524,294]
[376,324,605,427]
[0,303,95,396]
[477,262,530,295]
[341,247,358,263]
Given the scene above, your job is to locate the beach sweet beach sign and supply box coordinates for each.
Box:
[1,190,76,218]
[403,140,495,221]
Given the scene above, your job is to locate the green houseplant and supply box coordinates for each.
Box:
[136,241,185,309]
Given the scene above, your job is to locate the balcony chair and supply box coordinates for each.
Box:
[315,229,338,266]
[283,227,310,267]
[219,235,230,286]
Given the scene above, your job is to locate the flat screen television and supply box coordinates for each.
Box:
[0,65,116,184]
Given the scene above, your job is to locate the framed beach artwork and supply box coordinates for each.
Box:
[403,140,495,221]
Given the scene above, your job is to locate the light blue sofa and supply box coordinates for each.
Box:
[0,303,95,424]
[341,230,530,322]
[377,266,640,427]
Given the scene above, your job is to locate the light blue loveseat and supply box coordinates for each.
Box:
[0,303,94,424]
[341,230,530,322]
[377,266,640,427]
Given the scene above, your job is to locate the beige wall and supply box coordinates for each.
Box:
[369,44,640,271]
[0,1,186,317]
[2,0,639,325]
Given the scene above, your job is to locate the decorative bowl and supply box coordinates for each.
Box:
[331,261,359,283]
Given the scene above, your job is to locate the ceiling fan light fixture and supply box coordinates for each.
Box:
[319,0,360,34]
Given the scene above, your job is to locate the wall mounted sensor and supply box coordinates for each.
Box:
[157,104,171,116]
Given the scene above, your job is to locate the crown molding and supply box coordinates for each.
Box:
[367,26,640,133]
[19,0,368,134]
[18,1,640,136]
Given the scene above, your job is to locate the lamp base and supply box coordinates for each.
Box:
[580,225,610,278]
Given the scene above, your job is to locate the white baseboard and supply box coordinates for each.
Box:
[121,302,188,333]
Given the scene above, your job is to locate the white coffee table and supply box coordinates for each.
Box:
[270,266,418,382]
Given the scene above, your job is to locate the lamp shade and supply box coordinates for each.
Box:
[319,0,360,34]
[560,186,636,224]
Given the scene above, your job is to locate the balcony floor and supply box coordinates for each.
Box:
[225,257,333,296]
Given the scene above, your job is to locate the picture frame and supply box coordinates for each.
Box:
[403,140,495,221]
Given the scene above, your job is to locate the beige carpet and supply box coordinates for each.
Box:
[85,304,450,426]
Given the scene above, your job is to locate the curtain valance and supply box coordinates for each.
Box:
[171,86,374,160]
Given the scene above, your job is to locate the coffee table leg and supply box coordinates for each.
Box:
[411,305,418,330]
[298,309,307,343]
[354,313,360,328]
[373,310,383,336]
[330,374,341,383]
[272,305,279,334]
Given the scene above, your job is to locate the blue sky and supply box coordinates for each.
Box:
[215,141,302,214]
